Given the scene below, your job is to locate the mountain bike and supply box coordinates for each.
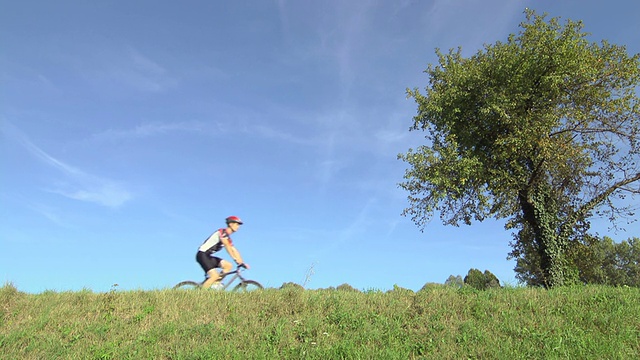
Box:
[173,267,263,291]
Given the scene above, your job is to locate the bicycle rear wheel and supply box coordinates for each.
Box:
[232,280,263,292]
[173,280,201,289]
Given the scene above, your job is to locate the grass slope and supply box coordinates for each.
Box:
[1,284,639,359]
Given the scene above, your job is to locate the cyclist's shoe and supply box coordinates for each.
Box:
[210,282,224,291]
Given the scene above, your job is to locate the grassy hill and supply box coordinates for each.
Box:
[1,283,639,359]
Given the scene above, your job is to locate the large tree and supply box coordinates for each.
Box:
[398,10,640,287]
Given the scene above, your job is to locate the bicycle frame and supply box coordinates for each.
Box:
[216,269,245,290]
[174,266,263,291]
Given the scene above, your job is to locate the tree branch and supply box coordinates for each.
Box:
[560,172,640,238]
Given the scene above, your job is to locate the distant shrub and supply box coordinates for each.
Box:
[363,288,384,294]
[418,282,446,292]
[279,282,304,291]
[464,269,502,290]
[1,282,22,306]
[444,275,464,288]
[387,284,414,294]
[336,283,360,292]
[484,270,501,289]
[1,282,19,294]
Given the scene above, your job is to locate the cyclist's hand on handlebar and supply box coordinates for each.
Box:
[238,263,250,269]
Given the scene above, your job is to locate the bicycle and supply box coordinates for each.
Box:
[173,266,263,291]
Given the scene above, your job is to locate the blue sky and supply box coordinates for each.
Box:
[2,1,639,293]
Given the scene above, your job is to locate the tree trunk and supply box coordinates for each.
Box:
[519,185,564,287]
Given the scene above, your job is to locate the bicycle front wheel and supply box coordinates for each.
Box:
[173,280,201,289]
[232,280,263,292]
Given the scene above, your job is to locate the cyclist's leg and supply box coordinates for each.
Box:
[202,268,221,289]
[205,259,231,289]
[197,252,222,288]
[219,259,233,275]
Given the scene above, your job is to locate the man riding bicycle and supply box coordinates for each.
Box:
[196,216,250,289]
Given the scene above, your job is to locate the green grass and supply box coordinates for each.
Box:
[1,283,639,359]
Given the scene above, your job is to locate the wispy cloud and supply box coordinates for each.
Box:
[72,45,178,94]
[26,202,68,227]
[276,1,376,100]
[422,0,523,54]
[51,182,131,208]
[2,122,132,208]
[93,120,211,141]
[318,2,375,99]
[299,197,379,259]
[114,46,176,93]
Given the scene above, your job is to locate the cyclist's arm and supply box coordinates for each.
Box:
[220,237,244,265]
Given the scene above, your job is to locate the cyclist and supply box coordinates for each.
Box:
[196,216,250,289]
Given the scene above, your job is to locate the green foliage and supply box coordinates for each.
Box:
[483,270,501,289]
[464,269,486,290]
[279,282,305,291]
[463,269,502,290]
[444,275,465,288]
[386,284,414,295]
[516,236,640,287]
[335,283,361,292]
[419,282,447,292]
[2,284,639,359]
[399,9,640,287]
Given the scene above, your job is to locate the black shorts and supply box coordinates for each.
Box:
[196,251,222,273]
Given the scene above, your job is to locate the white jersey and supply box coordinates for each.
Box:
[198,228,232,255]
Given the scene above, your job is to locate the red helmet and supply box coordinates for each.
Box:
[225,216,243,225]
